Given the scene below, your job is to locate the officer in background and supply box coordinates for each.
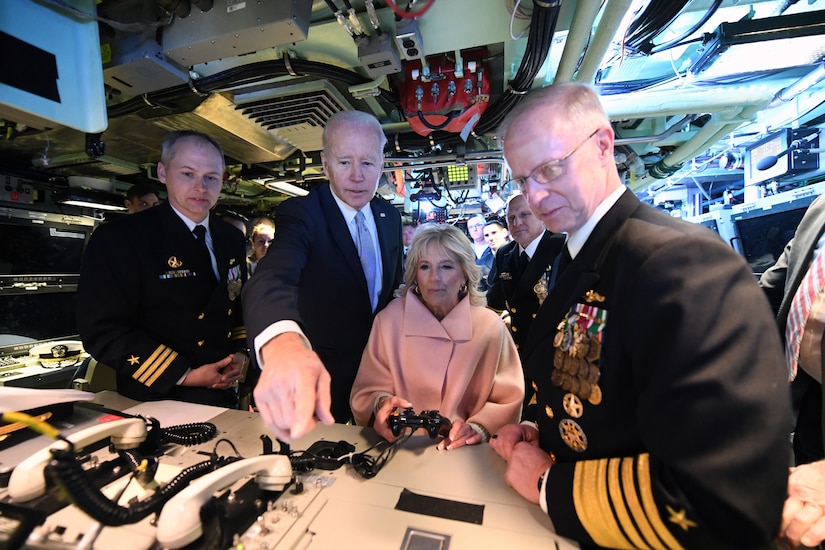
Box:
[77,130,248,407]
[486,193,565,414]
[124,183,160,213]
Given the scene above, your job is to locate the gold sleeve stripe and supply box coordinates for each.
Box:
[608,458,648,548]
[132,345,167,380]
[231,327,246,340]
[574,459,632,548]
[144,350,178,387]
[621,456,666,547]
[637,454,683,550]
[135,346,173,384]
[133,346,177,386]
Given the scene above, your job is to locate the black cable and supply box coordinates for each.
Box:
[624,0,690,54]
[159,421,218,446]
[45,445,241,526]
[648,0,722,54]
[475,1,561,135]
[349,433,412,479]
[417,110,462,131]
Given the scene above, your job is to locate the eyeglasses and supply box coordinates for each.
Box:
[506,129,600,189]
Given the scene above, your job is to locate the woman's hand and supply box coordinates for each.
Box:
[373,395,413,442]
[437,418,483,450]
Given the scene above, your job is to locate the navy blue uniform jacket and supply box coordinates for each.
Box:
[77,203,248,407]
[524,189,790,548]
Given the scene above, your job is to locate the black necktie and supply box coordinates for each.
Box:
[519,251,530,273]
[193,225,216,281]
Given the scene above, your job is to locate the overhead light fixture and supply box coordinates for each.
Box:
[262,180,309,197]
[691,10,825,78]
[57,189,128,211]
[60,199,127,211]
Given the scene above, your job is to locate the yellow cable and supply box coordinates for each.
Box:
[1,411,61,439]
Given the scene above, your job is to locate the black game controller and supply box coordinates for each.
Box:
[387,407,452,439]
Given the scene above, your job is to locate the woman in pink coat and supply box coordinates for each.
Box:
[350,223,524,450]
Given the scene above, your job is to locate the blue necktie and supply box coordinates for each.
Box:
[355,211,377,310]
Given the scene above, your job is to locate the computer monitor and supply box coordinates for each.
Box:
[0,209,93,288]
[0,208,94,352]
[733,200,813,275]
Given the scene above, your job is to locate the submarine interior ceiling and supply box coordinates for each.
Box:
[1,0,825,218]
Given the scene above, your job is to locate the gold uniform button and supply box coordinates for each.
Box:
[197,340,205,347]
[227,331,232,338]
[531,313,537,319]
[227,309,233,316]
[512,326,517,332]
[197,313,205,320]
[511,307,517,313]
[544,405,554,418]
[515,343,520,350]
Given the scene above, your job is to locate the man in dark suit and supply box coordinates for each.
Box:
[243,110,403,442]
[489,83,790,548]
[77,131,248,407]
[761,193,825,547]
[487,193,565,412]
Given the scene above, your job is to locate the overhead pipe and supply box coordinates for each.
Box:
[614,114,695,146]
[599,86,775,120]
[631,104,764,190]
[554,0,602,83]
[574,0,636,83]
[767,61,825,109]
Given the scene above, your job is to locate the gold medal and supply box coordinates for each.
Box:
[550,368,565,387]
[559,419,588,452]
[553,330,564,348]
[586,336,602,362]
[560,372,573,391]
[586,365,600,384]
[554,348,565,369]
[562,393,584,418]
[588,384,603,405]
[569,375,581,395]
[227,279,242,301]
[577,360,590,379]
[577,376,592,400]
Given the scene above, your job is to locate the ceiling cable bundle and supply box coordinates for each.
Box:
[475,0,562,135]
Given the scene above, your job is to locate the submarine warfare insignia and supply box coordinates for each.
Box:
[551,300,608,410]
[168,256,183,268]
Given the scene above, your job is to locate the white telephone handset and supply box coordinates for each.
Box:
[155,454,292,549]
[8,417,147,502]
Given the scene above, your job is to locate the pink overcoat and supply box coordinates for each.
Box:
[350,292,524,433]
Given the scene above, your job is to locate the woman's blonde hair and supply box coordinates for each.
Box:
[398,223,486,307]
